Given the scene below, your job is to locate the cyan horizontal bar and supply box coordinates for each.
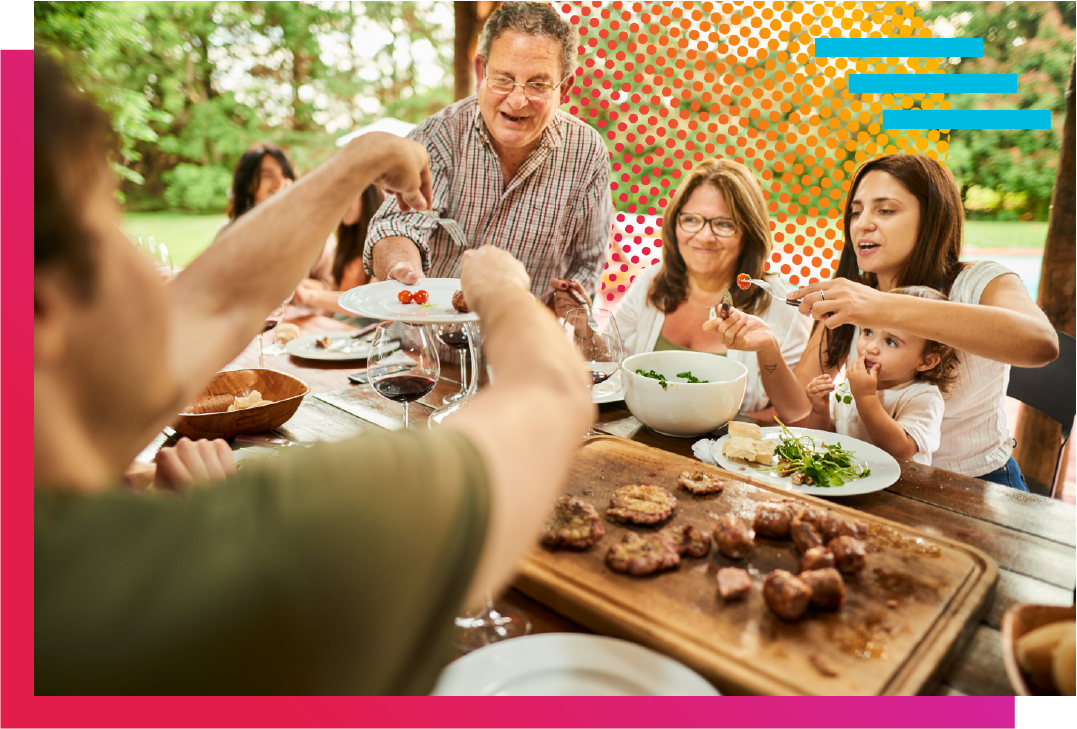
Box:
[849,74,1017,93]
[883,110,1051,130]
[815,38,983,58]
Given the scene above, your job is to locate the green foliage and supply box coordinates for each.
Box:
[161,164,233,212]
[919,1,1076,220]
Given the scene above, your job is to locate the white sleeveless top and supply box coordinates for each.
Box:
[848,261,1016,476]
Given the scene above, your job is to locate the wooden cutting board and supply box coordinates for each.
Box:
[515,436,998,695]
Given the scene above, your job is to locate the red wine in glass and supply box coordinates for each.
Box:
[591,370,613,386]
[373,374,437,403]
[435,323,471,406]
[440,331,469,349]
[263,317,281,333]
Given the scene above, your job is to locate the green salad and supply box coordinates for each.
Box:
[763,420,870,487]
[634,369,709,390]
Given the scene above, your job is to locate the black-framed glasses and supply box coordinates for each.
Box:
[676,212,738,238]
[484,70,571,101]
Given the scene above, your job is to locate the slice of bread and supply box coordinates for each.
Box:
[729,422,762,441]
[723,436,759,461]
[752,439,776,465]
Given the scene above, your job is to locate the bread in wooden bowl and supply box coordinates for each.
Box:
[173,368,308,440]
[1000,602,1076,695]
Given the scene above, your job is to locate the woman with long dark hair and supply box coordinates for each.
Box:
[720,153,1057,488]
[293,184,385,313]
[226,142,297,220]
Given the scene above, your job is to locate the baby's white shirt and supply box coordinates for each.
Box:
[829,378,945,466]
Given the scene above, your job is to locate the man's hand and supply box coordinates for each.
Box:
[460,246,531,314]
[549,278,591,320]
[155,437,236,490]
[806,374,835,414]
[367,133,433,213]
[846,356,879,401]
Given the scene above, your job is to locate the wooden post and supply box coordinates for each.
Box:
[454,2,500,102]
[1012,60,1076,496]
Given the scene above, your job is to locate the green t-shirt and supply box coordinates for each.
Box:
[35,428,490,695]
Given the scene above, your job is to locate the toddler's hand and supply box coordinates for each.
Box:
[806,374,835,413]
[847,356,878,401]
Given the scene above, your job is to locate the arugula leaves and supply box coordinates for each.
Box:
[764,420,871,487]
[634,369,710,389]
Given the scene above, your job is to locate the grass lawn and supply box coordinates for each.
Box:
[964,220,1049,250]
[121,212,227,268]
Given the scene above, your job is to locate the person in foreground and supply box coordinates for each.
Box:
[805,287,958,466]
[34,53,591,694]
[364,1,612,309]
[615,158,810,421]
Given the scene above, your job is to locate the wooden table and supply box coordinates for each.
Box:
[148,310,1077,696]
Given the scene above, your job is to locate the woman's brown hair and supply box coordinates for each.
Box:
[226,142,297,220]
[331,184,385,287]
[821,153,965,370]
[888,286,960,394]
[649,158,771,316]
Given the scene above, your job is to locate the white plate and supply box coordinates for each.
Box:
[337,278,480,324]
[431,633,720,696]
[712,426,901,497]
[284,331,394,361]
[593,370,624,404]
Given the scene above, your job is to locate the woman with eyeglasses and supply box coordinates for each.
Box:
[615,158,811,421]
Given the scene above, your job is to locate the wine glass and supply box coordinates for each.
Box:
[134,235,173,278]
[453,589,532,654]
[565,307,625,437]
[435,322,471,405]
[368,321,440,429]
[257,296,292,368]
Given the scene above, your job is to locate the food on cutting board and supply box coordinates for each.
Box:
[677,470,727,495]
[722,421,777,466]
[660,524,712,558]
[799,568,846,611]
[714,515,755,559]
[829,535,867,574]
[1016,620,1077,695]
[799,546,836,573]
[752,500,797,538]
[542,496,605,550]
[606,484,677,525]
[606,532,681,575]
[763,569,813,621]
[716,567,752,601]
[790,520,824,553]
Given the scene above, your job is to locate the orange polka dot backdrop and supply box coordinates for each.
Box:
[556,1,950,303]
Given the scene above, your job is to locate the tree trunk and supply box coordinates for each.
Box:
[1012,59,1076,497]
[454,2,499,101]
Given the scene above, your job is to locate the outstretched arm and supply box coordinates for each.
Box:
[445,247,592,610]
[165,134,431,414]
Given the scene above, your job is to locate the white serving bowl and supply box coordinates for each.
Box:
[621,351,748,438]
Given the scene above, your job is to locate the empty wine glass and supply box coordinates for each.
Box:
[435,322,471,405]
[368,321,440,429]
[256,296,292,368]
[564,307,625,437]
[453,589,532,654]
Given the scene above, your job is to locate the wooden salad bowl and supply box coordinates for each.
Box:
[173,368,309,440]
[999,602,1076,695]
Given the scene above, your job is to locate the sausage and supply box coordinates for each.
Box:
[763,569,813,621]
[714,515,755,559]
[753,502,793,539]
[820,511,857,543]
[798,546,836,573]
[800,568,846,610]
[716,567,752,601]
[830,535,867,574]
[790,520,824,553]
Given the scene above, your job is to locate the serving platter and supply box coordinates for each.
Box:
[337,278,480,324]
[701,426,901,497]
[515,436,997,696]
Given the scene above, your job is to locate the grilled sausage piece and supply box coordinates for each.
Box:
[800,568,846,610]
[830,535,867,574]
[716,567,752,601]
[605,532,681,575]
[798,546,836,573]
[763,569,813,621]
[753,502,793,538]
[661,524,712,558]
[820,511,857,543]
[714,515,755,559]
[542,496,605,550]
[790,519,824,553]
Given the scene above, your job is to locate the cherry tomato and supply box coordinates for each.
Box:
[412,289,430,305]
[397,290,414,304]
[736,273,751,291]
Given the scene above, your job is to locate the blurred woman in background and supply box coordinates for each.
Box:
[226,142,297,220]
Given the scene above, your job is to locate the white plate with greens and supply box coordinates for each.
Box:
[711,426,901,497]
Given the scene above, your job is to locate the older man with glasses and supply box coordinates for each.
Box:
[364,2,613,315]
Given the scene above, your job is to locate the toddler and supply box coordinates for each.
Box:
[806,286,958,466]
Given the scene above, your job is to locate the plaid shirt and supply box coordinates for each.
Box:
[364,97,613,300]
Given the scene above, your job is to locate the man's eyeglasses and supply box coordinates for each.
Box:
[677,212,738,238]
[484,71,571,101]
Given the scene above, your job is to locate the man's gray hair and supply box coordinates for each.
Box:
[477,2,577,80]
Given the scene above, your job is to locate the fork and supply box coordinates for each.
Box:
[743,277,801,306]
[421,209,470,249]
